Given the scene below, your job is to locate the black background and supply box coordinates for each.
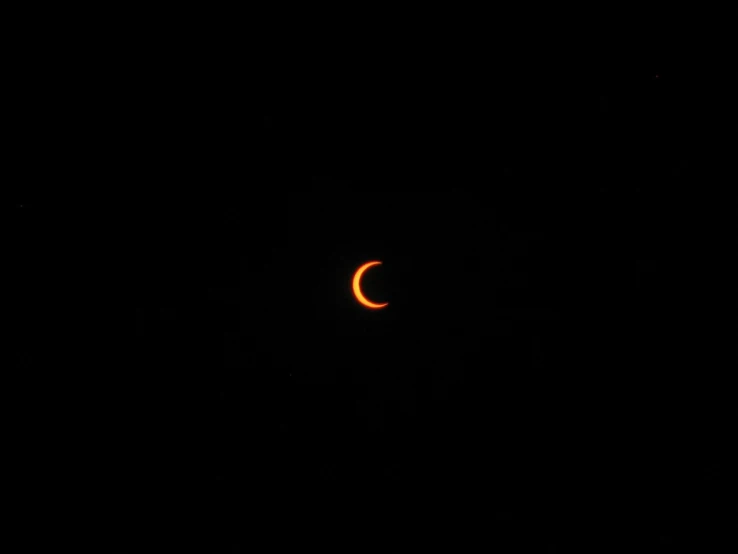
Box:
[8,5,737,552]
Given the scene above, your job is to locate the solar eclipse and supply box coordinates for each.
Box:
[352,261,388,310]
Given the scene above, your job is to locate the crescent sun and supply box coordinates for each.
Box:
[352,261,389,309]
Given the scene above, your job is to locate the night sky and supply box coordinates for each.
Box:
[9,6,736,552]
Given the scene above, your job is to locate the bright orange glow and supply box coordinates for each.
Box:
[352,261,389,309]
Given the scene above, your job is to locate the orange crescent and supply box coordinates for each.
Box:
[352,261,389,309]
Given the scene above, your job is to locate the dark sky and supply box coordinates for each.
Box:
[8,6,736,552]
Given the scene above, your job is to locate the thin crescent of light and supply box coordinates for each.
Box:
[352,261,389,309]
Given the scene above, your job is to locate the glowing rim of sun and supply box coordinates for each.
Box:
[352,261,389,309]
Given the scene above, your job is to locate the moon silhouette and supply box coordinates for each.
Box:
[352,261,389,309]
